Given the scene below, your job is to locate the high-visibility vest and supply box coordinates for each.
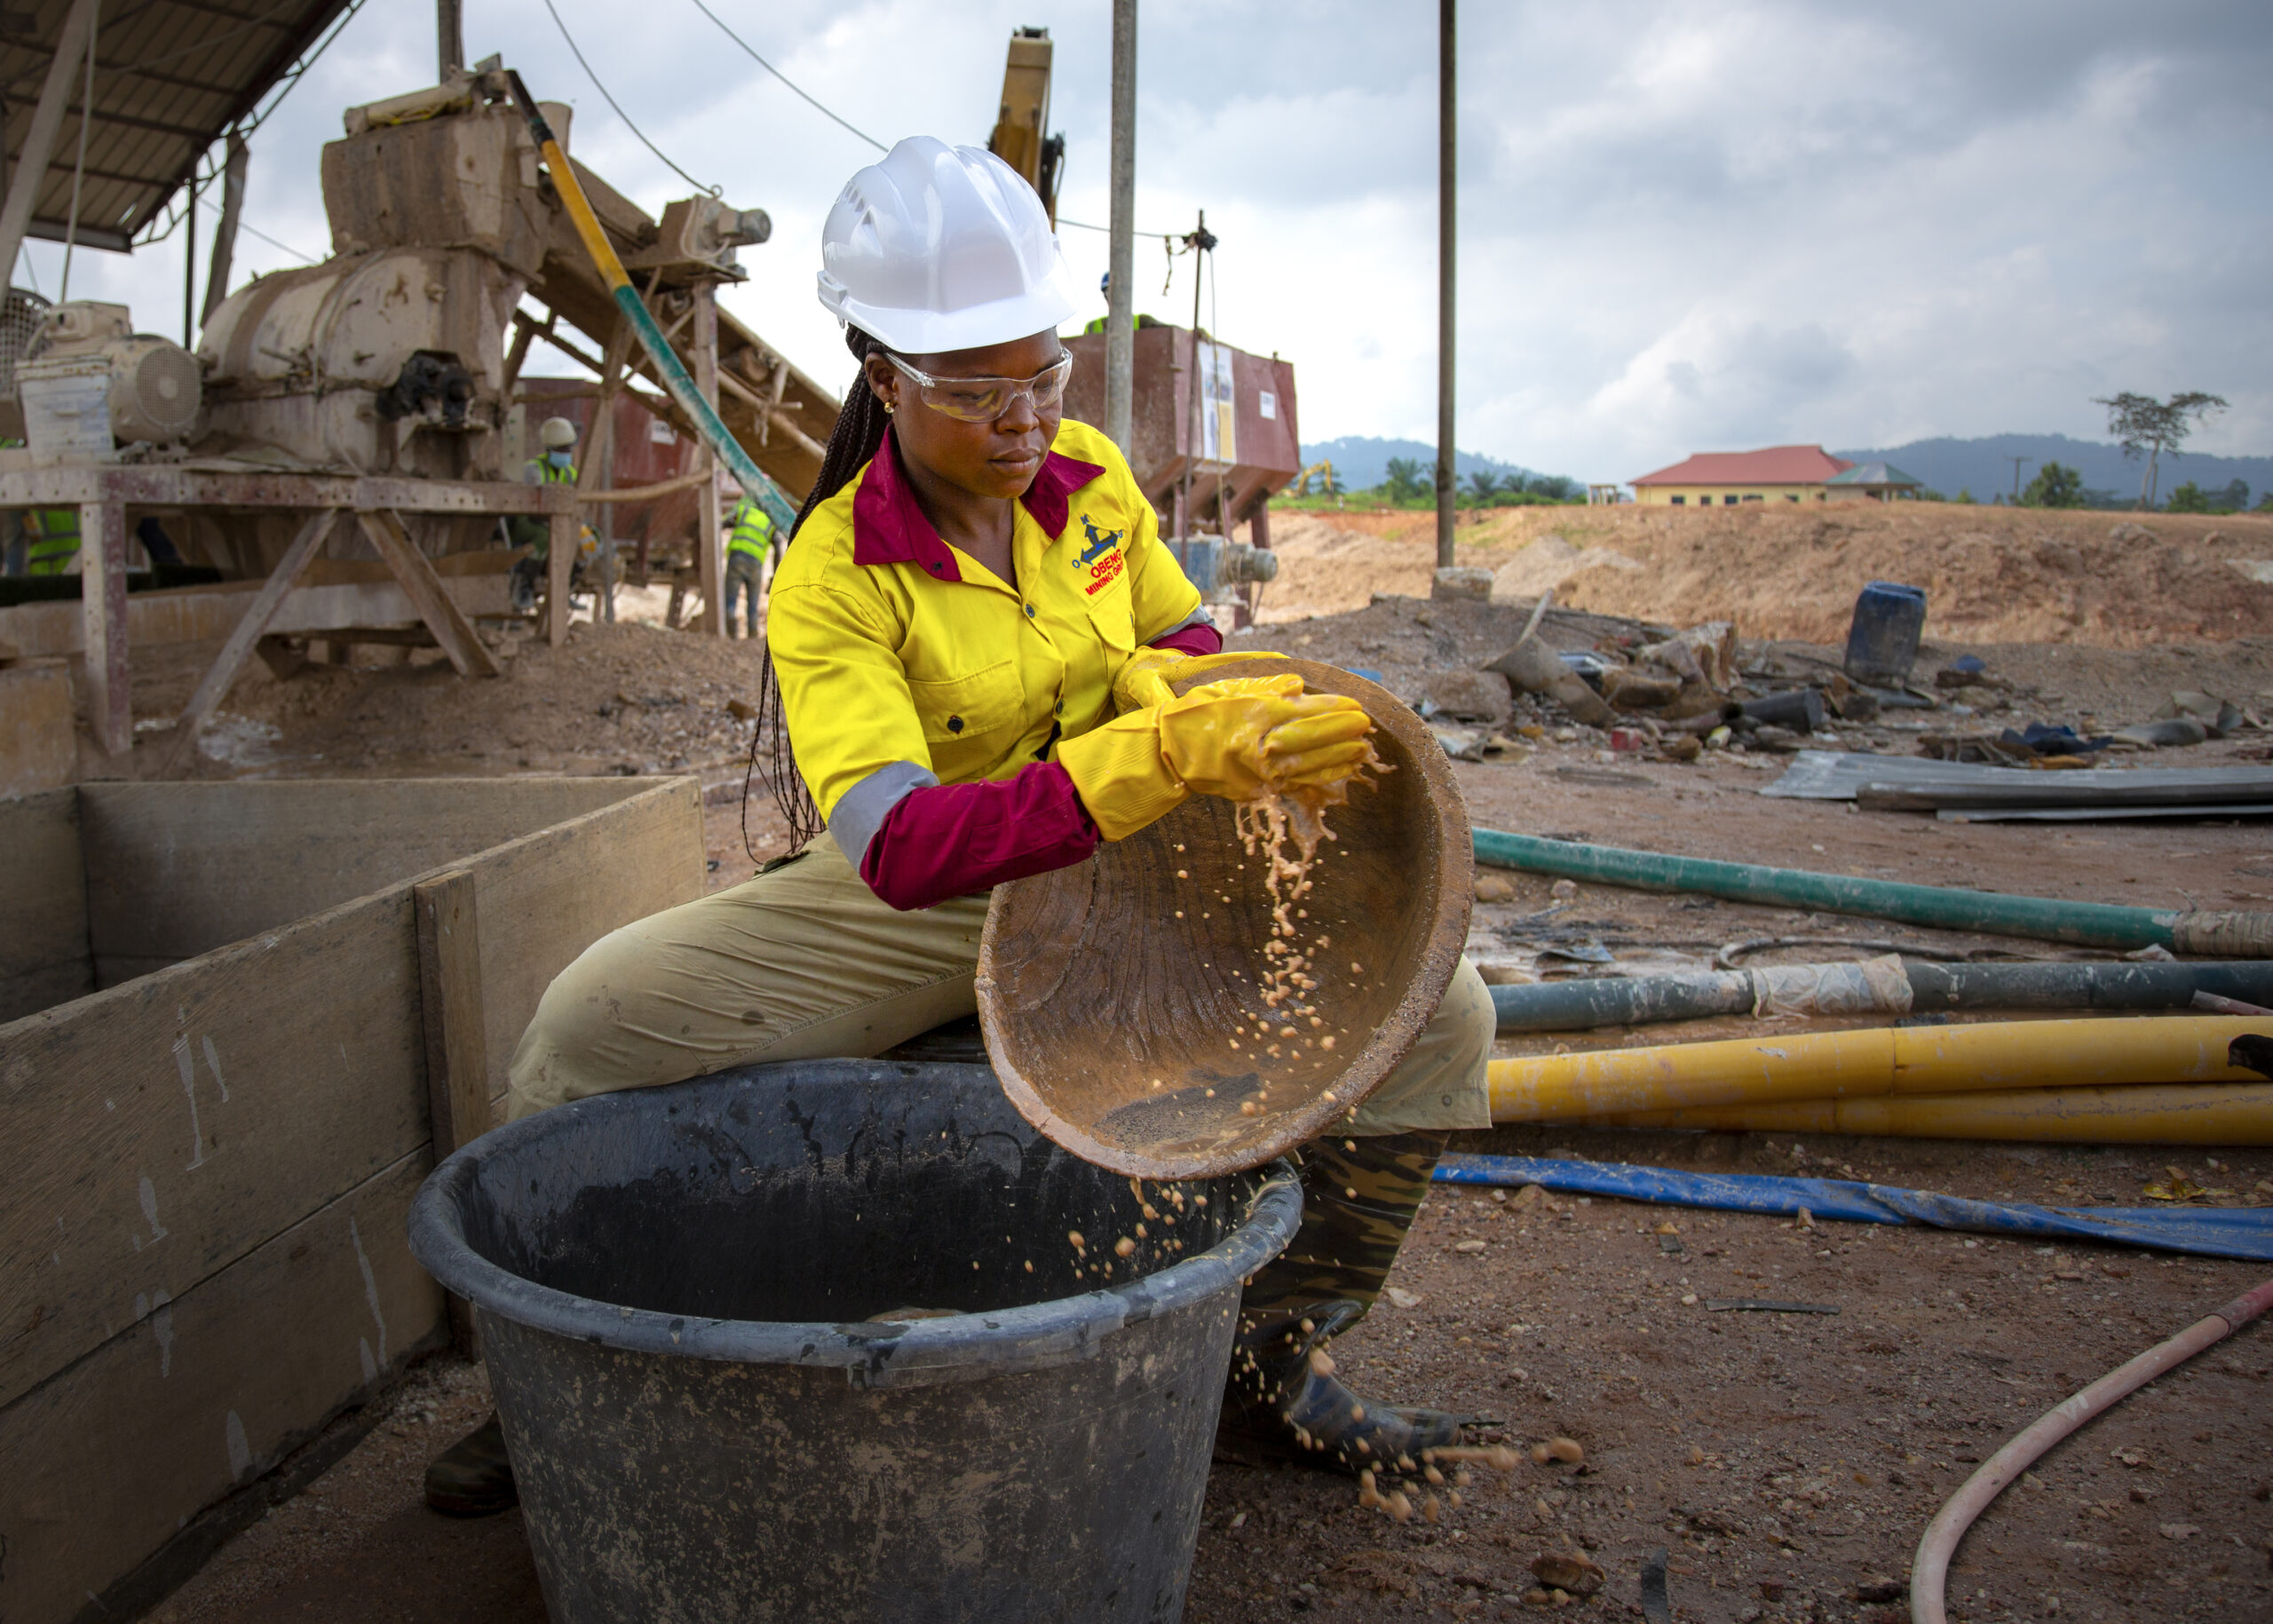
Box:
[2,437,80,574]
[726,497,774,562]
[24,507,80,574]
[527,456,577,486]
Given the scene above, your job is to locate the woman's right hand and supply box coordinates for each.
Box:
[1057,674,1377,841]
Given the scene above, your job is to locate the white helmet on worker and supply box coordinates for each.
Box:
[815,136,1080,355]
[538,416,578,449]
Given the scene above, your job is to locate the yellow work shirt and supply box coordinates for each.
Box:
[766,416,1207,851]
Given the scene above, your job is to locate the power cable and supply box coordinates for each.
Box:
[239,220,316,264]
[685,0,889,154]
[541,0,720,196]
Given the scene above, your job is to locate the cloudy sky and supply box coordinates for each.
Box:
[30,0,2272,483]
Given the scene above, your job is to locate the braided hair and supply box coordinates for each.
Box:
[742,325,891,861]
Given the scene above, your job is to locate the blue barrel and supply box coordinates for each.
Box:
[1842,582,1928,686]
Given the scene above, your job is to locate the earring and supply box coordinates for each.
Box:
[883,402,895,415]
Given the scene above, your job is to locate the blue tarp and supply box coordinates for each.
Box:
[1434,1153,2273,1262]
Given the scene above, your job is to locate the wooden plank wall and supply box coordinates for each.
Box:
[0,787,90,1022]
[80,778,652,984]
[0,778,703,1621]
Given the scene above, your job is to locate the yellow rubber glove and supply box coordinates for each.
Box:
[1059,673,1376,841]
[1111,646,1288,712]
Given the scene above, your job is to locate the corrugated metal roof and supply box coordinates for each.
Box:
[0,0,357,251]
[1631,444,1856,487]
[1825,461,1923,487]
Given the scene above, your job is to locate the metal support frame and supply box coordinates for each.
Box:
[162,505,338,772]
[0,0,103,285]
[0,466,568,760]
[201,133,248,328]
[78,495,129,754]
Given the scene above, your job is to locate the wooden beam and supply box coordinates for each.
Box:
[78,496,131,756]
[415,867,488,1350]
[693,281,725,636]
[0,0,100,285]
[162,508,337,775]
[355,510,502,678]
[545,508,574,648]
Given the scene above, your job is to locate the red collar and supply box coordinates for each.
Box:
[851,425,1105,582]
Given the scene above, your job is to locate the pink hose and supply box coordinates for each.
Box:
[1911,1276,2273,1624]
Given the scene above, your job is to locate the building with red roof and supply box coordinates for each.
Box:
[1630,444,1855,507]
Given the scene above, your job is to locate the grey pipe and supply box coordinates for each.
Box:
[1491,960,2273,1034]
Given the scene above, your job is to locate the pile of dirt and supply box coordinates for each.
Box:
[1259,505,2273,647]
[178,619,772,780]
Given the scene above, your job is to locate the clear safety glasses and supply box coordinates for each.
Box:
[883,351,1073,424]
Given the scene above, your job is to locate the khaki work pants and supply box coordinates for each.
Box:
[507,833,1496,1136]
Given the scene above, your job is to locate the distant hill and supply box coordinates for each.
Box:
[1833,433,2273,507]
[1301,435,1539,492]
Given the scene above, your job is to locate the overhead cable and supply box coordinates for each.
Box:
[686,0,891,154]
[542,0,720,196]
[682,0,1178,242]
[239,220,316,264]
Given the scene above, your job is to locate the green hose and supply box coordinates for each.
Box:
[1471,828,2269,955]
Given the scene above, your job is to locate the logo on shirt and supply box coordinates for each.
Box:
[1074,512,1125,595]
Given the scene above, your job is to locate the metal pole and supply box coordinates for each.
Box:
[183,173,195,345]
[1181,212,1204,540]
[1105,0,1136,454]
[438,0,465,78]
[57,0,98,303]
[1434,0,1456,572]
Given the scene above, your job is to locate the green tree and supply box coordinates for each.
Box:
[2217,479,2249,511]
[2165,480,2210,514]
[1953,487,1976,504]
[2020,462,2085,508]
[2093,390,2228,510]
[1468,470,1505,502]
[1382,456,1426,503]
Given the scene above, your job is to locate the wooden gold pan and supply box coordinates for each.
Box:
[977,658,1474,1178]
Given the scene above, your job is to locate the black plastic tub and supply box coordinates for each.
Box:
[407,1059,1301,1623]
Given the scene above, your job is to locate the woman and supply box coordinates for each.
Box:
[425,139,1496,1516]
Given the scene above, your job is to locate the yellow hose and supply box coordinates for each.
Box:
[1580,1082,2273,1145]
[1486,1015,2265,1123]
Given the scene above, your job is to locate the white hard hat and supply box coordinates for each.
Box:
[816,136,1080,355]
[538,416,578,449]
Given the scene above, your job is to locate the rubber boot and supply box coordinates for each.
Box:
[1217,1130,1472,1474]
[424,1410,517,1517]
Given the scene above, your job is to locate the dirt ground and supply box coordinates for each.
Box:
[146,1132,2273,1624]
[104,526,2273,1623]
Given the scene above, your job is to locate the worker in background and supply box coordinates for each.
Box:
[0,439,81,574]
[721,481,777,639]
[1081,270,1160,336]
[510,416,589,613]
[424,137,1494,1517]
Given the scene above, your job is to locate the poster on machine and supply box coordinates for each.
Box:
[1198,341,1237,469]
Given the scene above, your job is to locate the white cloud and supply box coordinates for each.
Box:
[22,0,2269,479]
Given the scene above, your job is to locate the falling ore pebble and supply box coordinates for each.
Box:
[1422,1494,1440,1524]
[1319,1036,1336,1050]
[1176,869,1189,878]
[1387,1491,1413,1522]
[1067,1231,1085,1248]
[1528,1442,1552,1466]
[1350,962,1364,973]
[1240,1102,1260,1115]
[1548,1437,1585,1464]
[1024,1260,1034,1272]
[1113,1237,1136,1257]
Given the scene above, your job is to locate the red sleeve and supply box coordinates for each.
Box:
[859,761,1100,911]
[1148,620,1223,657]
